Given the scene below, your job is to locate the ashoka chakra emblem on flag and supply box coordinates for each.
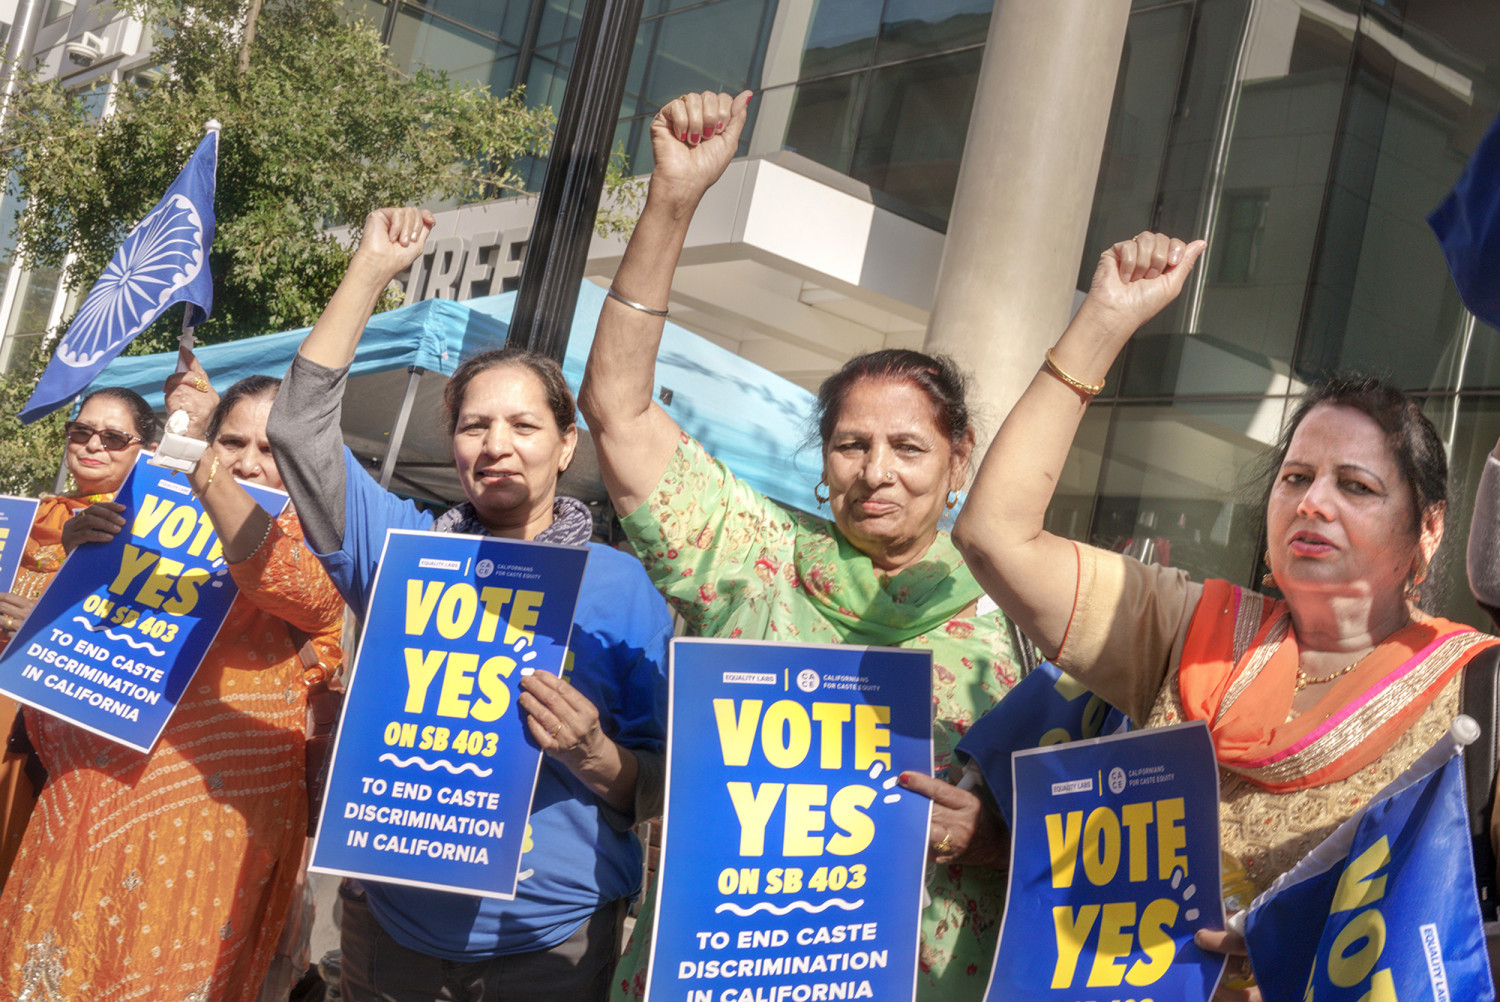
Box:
[56,193,206,368]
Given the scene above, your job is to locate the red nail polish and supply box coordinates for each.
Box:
[690,132,701,143]
[679,131,687,141]
[898,773,909,786]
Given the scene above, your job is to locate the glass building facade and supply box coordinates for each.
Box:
[6,0,1500,628]
[1056,0,1500,631]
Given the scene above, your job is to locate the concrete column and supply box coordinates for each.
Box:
[924,0,1131,434]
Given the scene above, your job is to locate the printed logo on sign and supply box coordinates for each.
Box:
[796,669,820,692]
[1050,778,1094,796]
[476,559,495,578]
[722,672,778,685]
[1108,767,1127,794]
[418,558,462,571]
[1421,923,1451,1002]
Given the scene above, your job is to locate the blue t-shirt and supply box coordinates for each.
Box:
[319,448,671,959]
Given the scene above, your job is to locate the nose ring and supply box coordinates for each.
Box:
[883,471,894,483]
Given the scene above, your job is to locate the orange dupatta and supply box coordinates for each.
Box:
[1177,579,1497,793]
[9,492,110,601]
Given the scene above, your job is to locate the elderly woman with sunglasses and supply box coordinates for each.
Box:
[0,387,158,647]
[0,387,157,889]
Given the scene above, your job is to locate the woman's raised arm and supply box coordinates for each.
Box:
[298,207,434,369]
[579,90,750,516]
[952,233,1204,656]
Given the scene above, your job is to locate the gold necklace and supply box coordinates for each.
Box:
[1294,649,1373,692]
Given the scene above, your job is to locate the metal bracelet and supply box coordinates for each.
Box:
[606,285,669,318]
[1043,348,1105,397]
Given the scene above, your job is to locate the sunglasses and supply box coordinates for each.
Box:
[65,422,142,451]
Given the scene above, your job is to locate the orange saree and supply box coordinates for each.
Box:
[0,513,343,1002]
[0,494,103,890]
[1178,579,1498,792]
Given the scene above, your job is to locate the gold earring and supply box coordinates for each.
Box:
[814,480,830,505]
[1260,550,1276,590]
[1406,555,1430,601]
[945,490,959,511]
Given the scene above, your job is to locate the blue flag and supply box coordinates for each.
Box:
[955,661,1128,825]
[1430,110,1500,330]
[20,126,218,424]
[1244,730,1493,1002]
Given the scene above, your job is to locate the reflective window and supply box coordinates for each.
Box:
[1076,2,1193,290]
[1089,400,1284,586]
[850,48,982,222]
[875,0,991,64]
[45,0,73,23]
[1296,4,1500,391]
[1192,0,1356,383]
[390,4,519,90]
[800,0,882,78]
[535,0,588,49]
[783,73,864,174]
[642,0,772,109]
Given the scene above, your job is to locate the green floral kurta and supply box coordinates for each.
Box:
[612,434,1021,1002]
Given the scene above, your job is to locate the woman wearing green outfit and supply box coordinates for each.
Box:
[580,90,1023,1002]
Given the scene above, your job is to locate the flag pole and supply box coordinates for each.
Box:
[175,118,221,375]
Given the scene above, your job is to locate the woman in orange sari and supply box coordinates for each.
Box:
[0,361,344,1001]
[0,387,158,888]
[951,232,1498,1001]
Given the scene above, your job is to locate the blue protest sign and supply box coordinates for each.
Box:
[0,494,41,592]
[309,529,589,900]
[988,721,1225,1002]
[956,660,1129,826]
[645,638,932,1002]
[0,453,287,752]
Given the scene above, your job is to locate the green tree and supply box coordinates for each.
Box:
[0,0,638,494]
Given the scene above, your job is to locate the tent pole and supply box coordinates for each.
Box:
[379,367,424,490]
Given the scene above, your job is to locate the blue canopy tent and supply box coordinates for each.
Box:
[88,281,821,513]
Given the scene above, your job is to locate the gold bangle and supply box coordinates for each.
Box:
[197,455,220,496]
[1044,349,1105,397]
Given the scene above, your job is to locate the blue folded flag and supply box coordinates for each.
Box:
[20,126,219,424]
[955,660,1127,825]
[1244,726,1493,1002]
[1431,109,1500,330]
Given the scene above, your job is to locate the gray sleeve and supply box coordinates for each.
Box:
[266,352,350,555]
[597,747,664,832]
[1468,451,1500,610]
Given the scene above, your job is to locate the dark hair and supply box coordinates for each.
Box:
[1263,376,1447,602]
[814,349,972,451]
[78,386,159,444]
[1267,376,1447,528]
[207,375,281,442]
[442,348,575,436]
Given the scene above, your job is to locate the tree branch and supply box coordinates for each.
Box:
[238,0,263,75]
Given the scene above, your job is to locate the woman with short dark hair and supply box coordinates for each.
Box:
[580,92,1023,1002]
[265,207,672,1002]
